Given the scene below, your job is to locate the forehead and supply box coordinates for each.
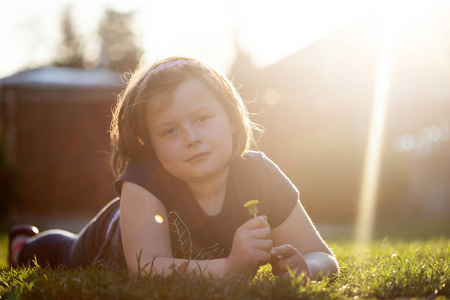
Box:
[146,78,224,124]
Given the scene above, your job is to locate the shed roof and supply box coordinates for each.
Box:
[0,67,125,89]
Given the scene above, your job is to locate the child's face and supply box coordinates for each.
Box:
[146,78,235,183]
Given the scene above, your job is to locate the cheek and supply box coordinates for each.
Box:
[152,139,179,163]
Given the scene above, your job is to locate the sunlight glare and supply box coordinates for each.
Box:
[355,10,395,244]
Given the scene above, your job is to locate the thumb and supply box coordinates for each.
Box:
[260,215,270,227]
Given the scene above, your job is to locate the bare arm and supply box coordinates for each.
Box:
[271,201,339,279]
[120,181,271,278]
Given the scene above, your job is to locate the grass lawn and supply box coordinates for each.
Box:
[0,236,449,299]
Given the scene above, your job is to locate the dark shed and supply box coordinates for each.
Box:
[0,67,125,217]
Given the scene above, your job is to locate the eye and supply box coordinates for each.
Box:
[196,115,211,124]
[163,127,178,136]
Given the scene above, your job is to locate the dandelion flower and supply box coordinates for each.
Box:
[244,200,259,218]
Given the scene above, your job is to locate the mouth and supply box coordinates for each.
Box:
[187,152,211,162]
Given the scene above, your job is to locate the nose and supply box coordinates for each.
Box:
[183,126,202,147]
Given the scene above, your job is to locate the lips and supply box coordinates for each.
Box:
[187,152,211,162]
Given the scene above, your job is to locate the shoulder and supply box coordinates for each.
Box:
[241,150,267,161]
[114,157,172,198]
[235,151,288,179]
[232,151,299,228]
[235,150,271,168]
[231,150,298,197]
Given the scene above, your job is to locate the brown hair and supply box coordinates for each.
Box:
[110,56,261,178]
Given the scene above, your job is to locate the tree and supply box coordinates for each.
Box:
[56,5,86,68]
[97,9,143,71]
[54,7,143,70]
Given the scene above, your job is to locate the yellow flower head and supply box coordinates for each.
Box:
[244,200,259,218]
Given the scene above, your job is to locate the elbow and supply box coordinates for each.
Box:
[331,256,340,278]
[305,251,339,280]
[323,252,339,278]
[324,253,339,281]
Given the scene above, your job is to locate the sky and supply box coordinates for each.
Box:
[0,0,387,78]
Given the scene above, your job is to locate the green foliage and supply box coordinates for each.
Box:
[1,238,449,299]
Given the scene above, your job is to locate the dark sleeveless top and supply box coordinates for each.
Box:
[114,151,299,260]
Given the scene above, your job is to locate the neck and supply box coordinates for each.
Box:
[186,166,230,216]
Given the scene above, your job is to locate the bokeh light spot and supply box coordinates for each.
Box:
[263,88,281,106]
[155,215,163,224]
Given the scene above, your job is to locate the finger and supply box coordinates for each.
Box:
[250,227,271,239]
[252,249,272,266]
[270,244,297,258]
[271,258,289,275]
[272,255,310,278]
[261,215,270,227]
[270,253,283,266]
[272,258,299,276]
[253,238,273,252]
[244,216,270,230]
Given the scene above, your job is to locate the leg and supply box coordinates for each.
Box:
[15,198,123,268]
[8,225,39,267]
[68,198,124,268]
[18,229,78,267]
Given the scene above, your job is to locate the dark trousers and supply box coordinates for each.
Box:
[18,198,125,269]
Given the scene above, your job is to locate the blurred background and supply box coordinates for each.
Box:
[0,0,449,239]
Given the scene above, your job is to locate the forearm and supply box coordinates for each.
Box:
[130,256,235,278]
[303,251,339,279]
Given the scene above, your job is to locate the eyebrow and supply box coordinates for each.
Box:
[152,105,215,129]
[189,105,215,116]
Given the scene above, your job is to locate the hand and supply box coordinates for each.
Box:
[270,244,312,279]
[226,216,272,277]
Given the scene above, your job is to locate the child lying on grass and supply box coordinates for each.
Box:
[9,56,339,279]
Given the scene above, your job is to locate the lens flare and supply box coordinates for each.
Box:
[155,215,164,224]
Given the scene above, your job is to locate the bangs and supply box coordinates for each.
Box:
[144,91,175,118]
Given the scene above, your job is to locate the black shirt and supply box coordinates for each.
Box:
[115,151,299,260]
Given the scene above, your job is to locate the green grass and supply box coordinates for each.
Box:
[1,238,449,299]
